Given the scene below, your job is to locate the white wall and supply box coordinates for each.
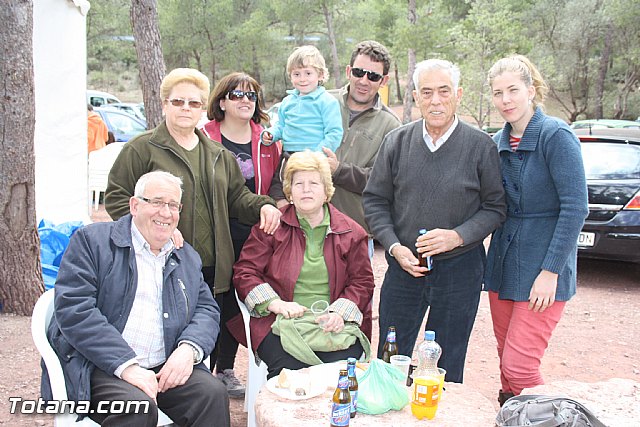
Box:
[33,0,91,224]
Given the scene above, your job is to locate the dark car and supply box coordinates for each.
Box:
[575,128,640,263]
[94,107,147,142]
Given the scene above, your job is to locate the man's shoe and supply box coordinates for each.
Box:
[217,369,246,398]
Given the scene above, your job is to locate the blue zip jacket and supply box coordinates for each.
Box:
[40,214,219,403]
[265,86,343,152]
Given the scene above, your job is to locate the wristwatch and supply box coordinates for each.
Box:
[182,343,200,364]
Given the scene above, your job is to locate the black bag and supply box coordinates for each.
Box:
[495,395,608,427]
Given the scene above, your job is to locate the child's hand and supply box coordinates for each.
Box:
[262,131,274,146]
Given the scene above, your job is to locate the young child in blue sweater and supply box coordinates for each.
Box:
[262,45,343,153]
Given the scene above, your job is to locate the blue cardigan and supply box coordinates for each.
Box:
[266,86,343,152]
[484,108,588,301]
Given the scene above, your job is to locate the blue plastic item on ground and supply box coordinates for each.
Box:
[38,219,84,290]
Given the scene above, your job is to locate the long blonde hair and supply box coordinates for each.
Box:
[487,55,548,110]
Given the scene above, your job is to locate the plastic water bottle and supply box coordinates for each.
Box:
[415,330,441,377]
[411,330,442,420]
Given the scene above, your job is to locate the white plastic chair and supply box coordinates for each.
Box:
[234,290,269,427]
[31,289,175,426]
[87,141,126,212]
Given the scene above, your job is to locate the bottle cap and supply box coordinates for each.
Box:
[347,357,356,364]
[425,330,436,341]
[419,228,427,235]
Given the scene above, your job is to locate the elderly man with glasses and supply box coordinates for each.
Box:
[42,171,230,427]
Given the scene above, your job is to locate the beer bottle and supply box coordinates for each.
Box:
[330,369,351,427]
[346,358,358,419]
[381,326,398,363]
[417,229,433,275]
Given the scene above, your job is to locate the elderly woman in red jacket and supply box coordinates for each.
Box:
[232,151,374,379]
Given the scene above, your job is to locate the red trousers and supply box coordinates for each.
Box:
[489,291,566,395]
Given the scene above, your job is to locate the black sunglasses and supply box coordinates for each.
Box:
[227,89,258,102]
[350,67,384,82]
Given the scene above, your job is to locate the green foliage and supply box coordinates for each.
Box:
[85,0,639,120]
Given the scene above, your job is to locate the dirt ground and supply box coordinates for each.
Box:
[1,207,639,426]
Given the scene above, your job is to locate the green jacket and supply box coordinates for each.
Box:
[105,121,274,293]
[328,85,401,233]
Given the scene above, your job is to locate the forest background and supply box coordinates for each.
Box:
[88,0,640,128]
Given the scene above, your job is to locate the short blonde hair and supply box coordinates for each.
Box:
[282,151,335,202]
[160,68,210,105]
[487,55,548,110]
[286,46,329,85]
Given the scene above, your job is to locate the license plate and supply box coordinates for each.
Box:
[577,232,595,247]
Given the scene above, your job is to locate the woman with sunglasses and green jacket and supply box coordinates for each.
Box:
[106,67,282,395]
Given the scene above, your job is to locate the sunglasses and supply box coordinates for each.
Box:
[166,98,203,109]
[350,67,384,82]
[227,89,258,102]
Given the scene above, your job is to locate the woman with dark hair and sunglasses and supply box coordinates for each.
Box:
[200,72,282,396]
[106,68,282,396]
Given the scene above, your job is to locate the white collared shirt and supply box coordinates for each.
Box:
[120,222,174,370]
[422,115,459,152]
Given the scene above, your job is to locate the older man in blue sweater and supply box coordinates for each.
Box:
[363,59,506,383]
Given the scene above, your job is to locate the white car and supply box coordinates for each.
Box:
[87,89,121,107]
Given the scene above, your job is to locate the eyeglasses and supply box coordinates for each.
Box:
[226,89,258,102]
[137,197,183,213]
[166,98,203,109]
[350,67,384,82]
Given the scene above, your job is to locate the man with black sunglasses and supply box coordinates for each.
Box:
[322,40,401,253]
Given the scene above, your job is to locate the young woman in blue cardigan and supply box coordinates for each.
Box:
[484,55,589,406]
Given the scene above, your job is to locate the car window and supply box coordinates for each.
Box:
[581,143,640,179]
[89,97,103,107]
[105,112,146,134]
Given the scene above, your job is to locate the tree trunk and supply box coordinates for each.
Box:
[130,0,166,129]
[402,0,417,124]
[394,63,403,103]
[322,1,341,89]
[0,0,44,315]
[594,23,613,119]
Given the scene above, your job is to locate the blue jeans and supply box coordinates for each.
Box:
[377,245,485,383]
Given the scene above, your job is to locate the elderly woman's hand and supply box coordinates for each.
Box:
[171,228,185,249]
[259,204,282,234]
[268,299,307,319]
[318,312,345,333]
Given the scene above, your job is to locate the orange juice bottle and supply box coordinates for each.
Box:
[411,376,440,420]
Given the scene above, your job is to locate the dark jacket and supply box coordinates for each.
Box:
[105,121,274,293]
[230,203,374,350]
[40,215,219,403]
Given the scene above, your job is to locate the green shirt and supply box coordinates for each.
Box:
[255,205,331,314]
[294,204,331,308]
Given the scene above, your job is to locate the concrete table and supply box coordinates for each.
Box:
[255,381,497,426]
